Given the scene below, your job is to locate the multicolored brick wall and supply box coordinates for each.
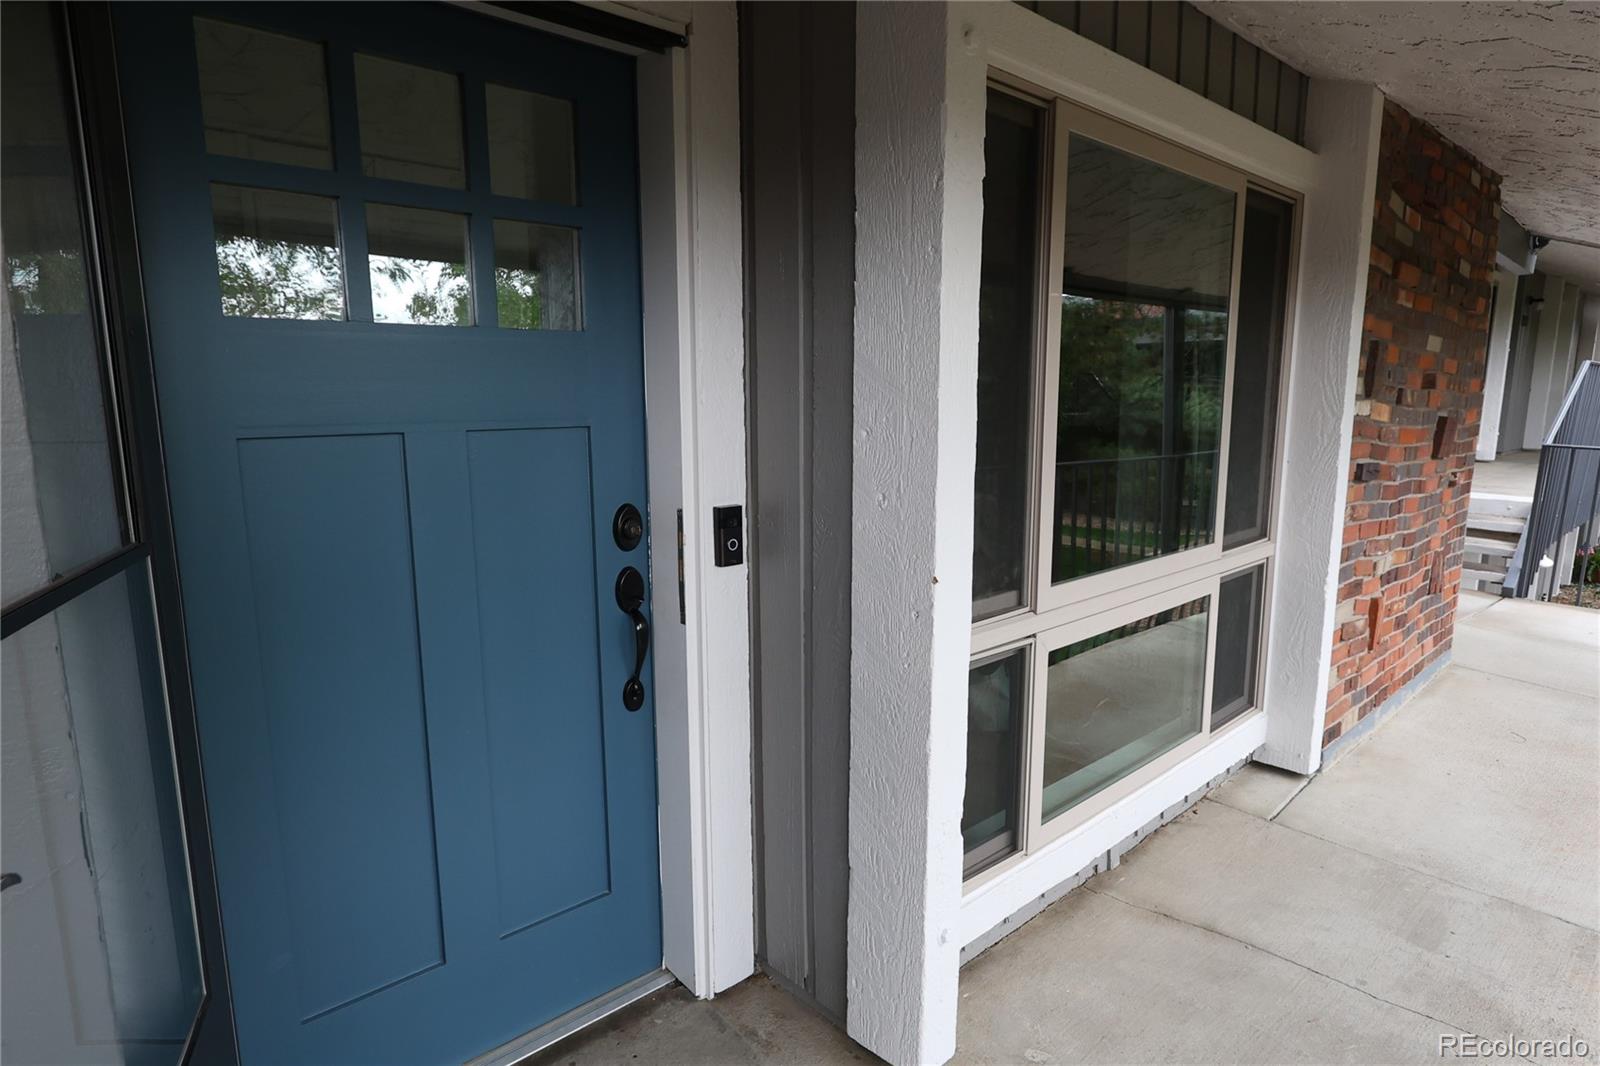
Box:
[1324,99,1502,749]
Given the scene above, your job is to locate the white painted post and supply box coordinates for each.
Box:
[1477,268,1520,461]
[1256,82,1384,774]
[849,4,983,1063]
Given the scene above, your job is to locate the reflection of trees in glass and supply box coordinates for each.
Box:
[369,256,470,326]
[215,236,343,320]
[495,267,543,330]
[1053,294,1227,582]
[1182,307,1226,449]
[1059,296,1164,460]
[6,251,88,314]
[1058,295,1225,461]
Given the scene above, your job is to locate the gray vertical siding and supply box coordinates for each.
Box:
[1017,1,1311,144]
[741,0,854,1023]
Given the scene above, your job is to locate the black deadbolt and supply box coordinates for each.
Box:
[613,503,644,552]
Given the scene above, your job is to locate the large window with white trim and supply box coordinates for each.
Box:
[963,83,1297,881]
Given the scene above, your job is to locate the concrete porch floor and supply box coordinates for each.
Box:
[531,593,1599,1065]
[1470,449,1541,500]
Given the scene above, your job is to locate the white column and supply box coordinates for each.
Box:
[1255,82,1384,774]
[849,4,983,1063]
[1476,269,1520,461]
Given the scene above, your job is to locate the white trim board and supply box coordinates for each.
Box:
[1478,269,1521,461]
[634,2,756,1000]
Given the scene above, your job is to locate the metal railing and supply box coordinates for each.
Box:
[1505,360,1600,598]
[1055,450,1218,580]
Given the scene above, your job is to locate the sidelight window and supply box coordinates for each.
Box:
[962,83,1296,880]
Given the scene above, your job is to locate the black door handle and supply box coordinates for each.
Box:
[615,567,650,711]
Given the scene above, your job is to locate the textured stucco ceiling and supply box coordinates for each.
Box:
[1196,1,1600,248]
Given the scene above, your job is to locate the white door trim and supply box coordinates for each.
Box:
[635,3,757,999]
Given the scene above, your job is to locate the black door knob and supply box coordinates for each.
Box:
[614,566,649,711]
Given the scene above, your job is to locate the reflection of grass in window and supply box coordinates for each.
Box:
[215,237,343,320]
[6,251,88,314]
[370,256,470,326]
[495,267,543,330]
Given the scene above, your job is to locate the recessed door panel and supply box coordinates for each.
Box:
[467,428,612,935]
[238,434,445,1019]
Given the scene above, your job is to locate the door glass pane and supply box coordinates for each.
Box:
[1042,595,1208,821]
[964,648,1026,877]
[972,89,1043,620]
[1,564,204,1061]
[1223,191,1293,548]
[494,220,580,330]
[1,2,126,606]
[195,18,333,169]
[1053,135,1235,584]
[487,83,576,204]
[212,184,345,320]
[355,54,466,189]
[367,204,472,326]
[1212,564,1264,728]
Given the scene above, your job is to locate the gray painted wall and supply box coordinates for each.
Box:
[741,0,855,1023]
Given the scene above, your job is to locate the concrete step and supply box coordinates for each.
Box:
[1466,514,1528,534]
[1467,493,1532,519]
[1465,535,1516,558]
[1462,566,1510,587]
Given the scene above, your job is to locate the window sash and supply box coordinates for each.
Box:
[965,79,1301,887]
[1033,100,1249,616]
[1028,568,1222,849]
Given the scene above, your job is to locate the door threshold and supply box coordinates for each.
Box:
[464,969,677,1066]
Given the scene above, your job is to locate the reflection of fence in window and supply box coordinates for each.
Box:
[1054,449,1218,580]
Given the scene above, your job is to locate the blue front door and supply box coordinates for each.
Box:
[113,5,662,1061]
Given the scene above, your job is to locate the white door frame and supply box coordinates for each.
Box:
[460,0,756,1000]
